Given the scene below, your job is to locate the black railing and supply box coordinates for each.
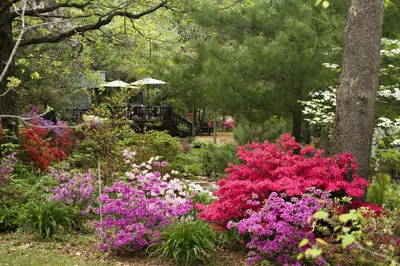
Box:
[66,106,192,135]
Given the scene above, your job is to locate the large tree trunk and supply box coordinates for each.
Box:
[331,0,384,181]
[0,6,18,131]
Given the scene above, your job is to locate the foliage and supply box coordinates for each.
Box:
[233,116,290,145]
[366,173,391,206]
[131,130,183,164]
[202,142,239,177]
[19,201,78,239]
[149,219,216,266]
[367,174,400,211]
[227,191,328,265]
[306,208,400,266]
[197,134,368,225]
[94,153,192,251]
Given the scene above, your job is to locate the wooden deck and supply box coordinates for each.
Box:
[67,106,192,136]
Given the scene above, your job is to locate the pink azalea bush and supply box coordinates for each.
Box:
[94,151,193,251]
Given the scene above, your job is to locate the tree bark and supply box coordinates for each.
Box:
[0,5,18,132]
[331,0,384,181]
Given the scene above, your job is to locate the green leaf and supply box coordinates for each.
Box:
[305,248,323,258]
[299,239,309,248]
[314,210,329,220]
[315,0,322,6]
[297,253,304,260]
[316,238,328,246]
[341,234,355,248]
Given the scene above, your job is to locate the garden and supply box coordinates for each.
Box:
[1,0,400,265]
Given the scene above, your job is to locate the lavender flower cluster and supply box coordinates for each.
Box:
[228,190,330,265]
[0,153,16,186]
[48,170,95,214]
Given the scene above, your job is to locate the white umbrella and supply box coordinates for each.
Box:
[131,77,167,86]
[101,80,128,87]
[131,78,167,105]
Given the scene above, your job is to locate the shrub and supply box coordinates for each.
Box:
[197,134,368,226]
[18,109,73,171]
[149,220,216,266]
[94,153,192,251]
[227,191,329,265]
[202,142,239,177]
[19,201,77,238]
[48,170,96,215]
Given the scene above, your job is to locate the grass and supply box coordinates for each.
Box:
[0,231,248,266]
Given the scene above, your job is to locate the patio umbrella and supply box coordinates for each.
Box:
[131,78,167,106]
[101,80,129,88]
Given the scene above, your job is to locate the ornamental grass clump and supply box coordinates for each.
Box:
[149,219,216,266]
[19,201,77,239]
[94,151,193,251]
[197,133,368,225]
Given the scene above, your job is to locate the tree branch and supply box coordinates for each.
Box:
[9,1,90,19]
[20,1,168,46]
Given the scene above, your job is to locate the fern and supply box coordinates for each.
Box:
[366,173,391,206]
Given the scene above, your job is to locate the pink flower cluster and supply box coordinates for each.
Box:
[94,152,193,251]
[228,190,329,265]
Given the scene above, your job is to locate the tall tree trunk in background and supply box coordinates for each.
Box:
[332,0,384,181]
[0,6,18,132]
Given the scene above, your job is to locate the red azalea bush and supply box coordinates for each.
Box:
[19,120,72,171]
[197,134,369,225]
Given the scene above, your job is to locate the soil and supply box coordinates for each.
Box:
[195,132,235,144]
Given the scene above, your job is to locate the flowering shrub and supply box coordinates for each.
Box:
[19,110,72,171]
[48,170,96,214]
[228,190,329,265]
[222,121,235,129]
[197,134,368,225]
[0,153,16,187]
[94,152,192,251]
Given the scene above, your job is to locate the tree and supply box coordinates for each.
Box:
[331,0,385,180]
[0,0,168,129]
[163,0,346,141]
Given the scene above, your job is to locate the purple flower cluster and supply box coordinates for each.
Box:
[1,153,16,174]
[28,108,69,136]
[48,170,95,214]
[228,191,329,265]
[0,153,16,186]
[94,152,193,251]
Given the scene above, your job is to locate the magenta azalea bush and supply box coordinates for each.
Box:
[94,150,193,251]
[228,189,330,265]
